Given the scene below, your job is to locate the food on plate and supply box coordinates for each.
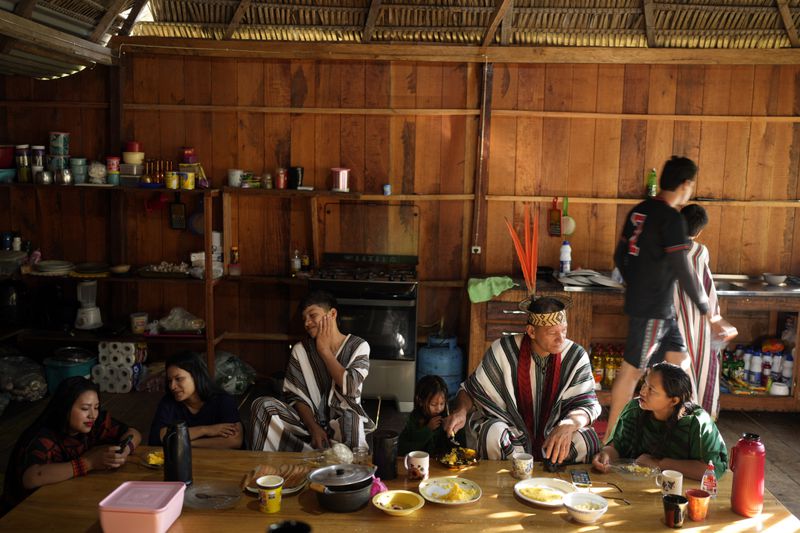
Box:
[440,481,479,502]
[145,450,164,466]
[619,464,652,474]
[439,447,479,468]
[241,463,311,492]
[518,486,563,502]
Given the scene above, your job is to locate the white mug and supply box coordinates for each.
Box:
[511,452,534,479]
[228,168,243,187]
[404,450,429,481]
[656,469,683,496]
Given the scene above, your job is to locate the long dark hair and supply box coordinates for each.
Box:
[164,351,223,402]
[414,375,449,417]
[639,362,699,458]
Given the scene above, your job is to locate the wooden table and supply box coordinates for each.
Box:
[2,448,798,532]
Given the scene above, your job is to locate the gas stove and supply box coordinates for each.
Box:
[312,253,418,283]
[314,267,417,282]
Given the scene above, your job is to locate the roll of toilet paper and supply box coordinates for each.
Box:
[116,366,132,381]
[109,352,121,365]
[98,342,109,356]
[120,343,135,356]
[91,364,107,382]
[117,380,132,393]
[106,365,117,379]
[99,352,110,365]
[106,380,118,393]
[99,376,110,393]
[120,352,136,367]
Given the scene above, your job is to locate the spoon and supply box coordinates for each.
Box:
[444,403,461,447]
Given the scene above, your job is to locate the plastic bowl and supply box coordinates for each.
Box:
[562,492,608,524]
[122,151,145,165]
[770,382,790,396]
[110,264,131,275]
[763,273,787,286]
[372,490,425,516]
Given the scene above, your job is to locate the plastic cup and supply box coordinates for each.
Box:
[257,475,284,514]
[130,312,148,334]
[663,494,688,528]
[686,489,711,521]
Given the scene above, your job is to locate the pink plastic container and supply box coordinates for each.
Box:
[98,481,185,533]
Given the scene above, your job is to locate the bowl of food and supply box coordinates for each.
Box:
[562,492,608,524]
[141,450,164,469]
[438,447,479,469]
[763,273,787,286]
[110,264,131,275]
[372,490,425,516]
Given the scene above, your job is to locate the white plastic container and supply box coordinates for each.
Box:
[559,240,572,277]
[98,481,185,533]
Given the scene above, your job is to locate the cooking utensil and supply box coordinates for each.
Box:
[308,482,372,512]
[444,403,461,447]
[307,465,376,512]
[562,196,576,236]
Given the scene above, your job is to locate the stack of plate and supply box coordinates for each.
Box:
[32,260,74,276]
[558,269,623,289]
[71,262,110,278]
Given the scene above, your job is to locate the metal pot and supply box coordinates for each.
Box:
[35,170,53,185]
[307,463,375,512]
[55,168,72,185]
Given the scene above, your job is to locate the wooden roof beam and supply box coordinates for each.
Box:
[777,0,800,47]
[89,0,129,42]
[0,0,39,56]
[0,9,115,65]
[362,0,382,43]
[482,0,514,47]
[223,0,252,40]
[119,0,148,37]
[500,4,515,45]
[643,0,657,48]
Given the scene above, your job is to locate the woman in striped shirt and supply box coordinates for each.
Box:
[592,362,727,480]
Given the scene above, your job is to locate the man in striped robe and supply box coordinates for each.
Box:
[444,297,601,463]
[250,291,375,451]
[673,204,730,419]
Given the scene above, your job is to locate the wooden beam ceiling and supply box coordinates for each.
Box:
[482,0,514,47]
[643,0,657,48]
[111,36,800,65]
[119,0,148,37]
[223,0,252,40]
[0,10,115,65]
[363,0,382,43]
[776,0,800,48]
[89,0,129,42]
[0,0,39,56]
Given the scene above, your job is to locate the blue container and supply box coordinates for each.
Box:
[43,355,97,394]
[417,336,464,399]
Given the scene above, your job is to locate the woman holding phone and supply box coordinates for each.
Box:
[1,376,141,515]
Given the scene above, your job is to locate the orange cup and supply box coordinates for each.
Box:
[686,489,711,521]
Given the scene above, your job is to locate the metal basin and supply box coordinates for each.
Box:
[714,281,743,292]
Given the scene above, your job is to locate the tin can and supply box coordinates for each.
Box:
[383,183,392,196]
[276,168,288,189]
[165,171,179,189]
[106,156,120,172]
[179,171,195,190]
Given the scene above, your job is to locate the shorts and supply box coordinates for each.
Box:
[623,317,686,371]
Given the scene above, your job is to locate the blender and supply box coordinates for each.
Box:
[75,280,102,329]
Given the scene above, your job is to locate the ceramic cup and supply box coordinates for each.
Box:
[257,475,284,514]
[228,168,243,187]
[663,494,688,528]
[656,469,683,496]
[686,489,711,521]
[404,450,429,481]
[511,452,534,479]
[130,312,148,334]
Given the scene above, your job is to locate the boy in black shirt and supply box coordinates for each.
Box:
[608,156,732,437]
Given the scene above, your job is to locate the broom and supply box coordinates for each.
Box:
[504,205,539,295]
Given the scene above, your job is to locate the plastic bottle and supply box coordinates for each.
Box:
[646,168,658,198]
[701,460,718,498]
[771,352,784,382]
[290,249,302,276]
[750,352,762,386]
[743,350,752,383]
[559,240,572,277]
[781,352,794,388]
[731,433,765,517]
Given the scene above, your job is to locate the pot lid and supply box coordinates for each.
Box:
[308,464,376,487]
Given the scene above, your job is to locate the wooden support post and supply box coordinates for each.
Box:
[119,0,148,37]
[777,0,800,47]
[482,0,514,47]
[469,62,493,276]
[223,0,252,40]
[89,0,129,42]
[643,0,657,48]
[204,191,216,376]
[363,0,383,43]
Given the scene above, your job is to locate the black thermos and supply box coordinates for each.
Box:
[288,166,304,189]
[372,430,399,480]
[163,420,193,485]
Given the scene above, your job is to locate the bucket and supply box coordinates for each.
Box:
[416,336,464,399]
[43,349,97,393]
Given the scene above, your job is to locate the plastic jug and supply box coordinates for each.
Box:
[730,433,765,517]
[559,241,572,277]
[163,420,193,485]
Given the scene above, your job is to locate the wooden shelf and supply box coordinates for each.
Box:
[221,275,307,286]
[0,183,220,197]
[22,274,220,287]
[222,332,295,342]
[485,195,800,208]
[15,328,214,345]
[223,187,473,202]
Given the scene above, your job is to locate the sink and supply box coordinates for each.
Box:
[714,281,743,292]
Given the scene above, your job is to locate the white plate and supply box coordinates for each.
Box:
[567,269,601,277]
[559,276,593,286]
[589,276,624,288]
[514,477,576,507]
[419,477,482,505]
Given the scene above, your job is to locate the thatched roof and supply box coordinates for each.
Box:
[1,0,800,79]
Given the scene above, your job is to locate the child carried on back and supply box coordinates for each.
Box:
[399,375,465,456]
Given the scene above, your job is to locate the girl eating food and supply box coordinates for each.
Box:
[399,375,465,456]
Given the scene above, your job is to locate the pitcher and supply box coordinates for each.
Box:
[163,420,193,485]
[730,432,765,517]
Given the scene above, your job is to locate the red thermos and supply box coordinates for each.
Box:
[730,433,765,517]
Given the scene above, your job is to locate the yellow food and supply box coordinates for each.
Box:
[620,464,651,474]
[146,450,164,465]
[519,486,563,502]
[440,447,478,467]
[439,481,477,502]
[574,502,603,511]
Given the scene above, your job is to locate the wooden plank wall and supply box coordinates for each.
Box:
[484,64,800,278]
[3,59,800,376]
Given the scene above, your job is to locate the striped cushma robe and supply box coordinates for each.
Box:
[674,240,721,419]
[250,335,375,451]
[462,334,602,462]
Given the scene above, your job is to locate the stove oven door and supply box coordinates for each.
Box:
[335,297,416,361]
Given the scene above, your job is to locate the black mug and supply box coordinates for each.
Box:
[288,166,304,189]
[268,521,312,532]
[372,430,399,480]
[663,494,688,528]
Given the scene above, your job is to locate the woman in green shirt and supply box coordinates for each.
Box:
[592,362,727,480]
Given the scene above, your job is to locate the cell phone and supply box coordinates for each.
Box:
[570,469,592,487]
[117,435,133,453]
